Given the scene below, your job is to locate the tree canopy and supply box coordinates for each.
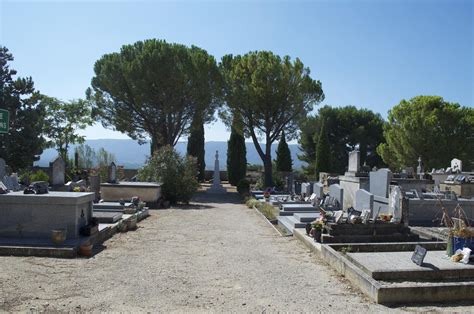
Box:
[0,46,47,171]
[227,115,247,186]
[186,113,206,182]
[43,97,93,163]
[298,105,385,177]
[220,51,324,187]
[377,96,474,171]
[88,39,222,153]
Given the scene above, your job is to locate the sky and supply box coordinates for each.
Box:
[1,0,472,142]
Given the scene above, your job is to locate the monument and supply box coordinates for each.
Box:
[208,150,226,194]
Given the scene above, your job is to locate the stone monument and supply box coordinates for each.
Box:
[50,155,65,186]
[108,162,117,183]
[208,150,226,194]
[451,158,462,173]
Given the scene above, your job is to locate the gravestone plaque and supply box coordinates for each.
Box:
[355,189,374,213]
[50,156,65,186]
[369,168,392,198]
[348,150,360,173]
[411,245,427,266]
[313,182,324,199]
[108,162,117,183]
[329,184,344,209]
[10,173,20,191]
[3,175,13,191]
[451,158,462,173]
[0,158,5,180]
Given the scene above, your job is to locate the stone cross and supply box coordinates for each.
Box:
[50,156,65,186]
[416,157,424,179]
[208,150,226,193]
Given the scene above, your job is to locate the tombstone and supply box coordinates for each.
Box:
[108,162,117,184]
[208,151,226,193]
[89,175,101,201]
[388,186,402,223]
[416,157,424,179]
[404,167,415,177]
[355,189,374,214]
[294,181,301,195]
[301,182,312,196]
[348,150,360,173]
[329,184,344,210]
[451,158,462,173]
[313,182,324,199]
[0,158,5,180]
[369,168,392,198]
[50,156,65,186]
[3,175,13,191]
[10,173,20,191]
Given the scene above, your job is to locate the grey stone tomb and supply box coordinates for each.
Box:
[355,189,374,213]
[208,151,226,193]
[348,150,360,173]
[50,156,65,186]
[329,184,344,209]
[370,168,392,198]
[10,173,20,191]
[108,162,117,183]
[313,182,324,199]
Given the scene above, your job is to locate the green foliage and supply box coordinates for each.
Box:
[75,144,96,169]
[247,164,263,172]
[43,97,93,162]
[315,119,331,179]
[0,46,47,171]
[30,169,49,182]
[257,203,277,220]
[186,116,205,182]
[227,116,247,185]
[245,197,260,209]
[377,96,474,170]
[275,131,293,172]
[299,105,385,176]
[220,51,324,187]
[137,146,199,204]
[255,163,285,191]
[88,39,222,153]
[237,179,250,196]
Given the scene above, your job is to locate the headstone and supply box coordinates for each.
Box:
[348,150,360,173]
[411,245,427,266]
[451,158,462,173]
[313,182,324,199]
[301,182,313,196]
[404,167,414,177]
[355,189,374,213]
[3,175,13,191]
[329,184,344,209]
[89,175,101,201]
[0,158,5,180]
[369,168,392,198]
[10,173,20,191]
[208,151,226,193]
[108,162,117,183]
[388,186,402,223]
[50,156,65,186]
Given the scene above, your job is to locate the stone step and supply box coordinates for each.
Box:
[93,212,123,223]
[293,213,320,223]
[321,233,420,244]
[93,202,131,210]
[278,216,295,234]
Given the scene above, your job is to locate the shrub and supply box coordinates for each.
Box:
[258,203,276,220]
[237,179,250,196]
[30,170,49,182]
[246,197,260,209]
[137,146,199,204]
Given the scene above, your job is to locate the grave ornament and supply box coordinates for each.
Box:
[411,245,427,266]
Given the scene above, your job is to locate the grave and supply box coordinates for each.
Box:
[101,181,162,204]
[207,150,226,194]
[338,150,369,210]
[0,191,94,240]
[93,211,122,223]
[50,156,65,186]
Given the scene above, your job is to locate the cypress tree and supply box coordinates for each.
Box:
[227,117,247,186]
[315,120,331,180]
[187,117,205,182]
[275,131,293,172]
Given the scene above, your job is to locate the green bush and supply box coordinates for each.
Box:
[258,203,276,220]
[237,179,250,196]
[30,170,49,182]
[137,146,199,204]
[246,197,260,209]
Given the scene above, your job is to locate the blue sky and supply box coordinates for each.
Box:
[1,0,472,142]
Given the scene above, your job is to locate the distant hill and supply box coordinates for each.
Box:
[36,139,306,170]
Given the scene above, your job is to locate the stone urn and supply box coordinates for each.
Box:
[51,229,67,244]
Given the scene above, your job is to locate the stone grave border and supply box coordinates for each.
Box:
[293,228,474,305]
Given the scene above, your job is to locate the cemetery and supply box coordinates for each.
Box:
[0,156,151,258]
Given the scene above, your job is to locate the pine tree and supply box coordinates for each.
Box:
[315,119,331,179]
[227,117,247,186]
[187,117,205,182]
[275,131,293,172]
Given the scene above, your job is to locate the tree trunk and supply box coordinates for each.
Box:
[264,140,273,188]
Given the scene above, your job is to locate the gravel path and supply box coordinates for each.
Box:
[0,191,471,312]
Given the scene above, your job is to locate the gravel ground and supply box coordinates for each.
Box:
[1,190,472,312]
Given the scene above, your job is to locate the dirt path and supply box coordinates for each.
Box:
[0,190,471,312]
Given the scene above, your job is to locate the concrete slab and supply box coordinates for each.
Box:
[93,212,122,223]
[348,250,474,281]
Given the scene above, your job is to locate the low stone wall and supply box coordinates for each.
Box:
[100,182,161,203]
